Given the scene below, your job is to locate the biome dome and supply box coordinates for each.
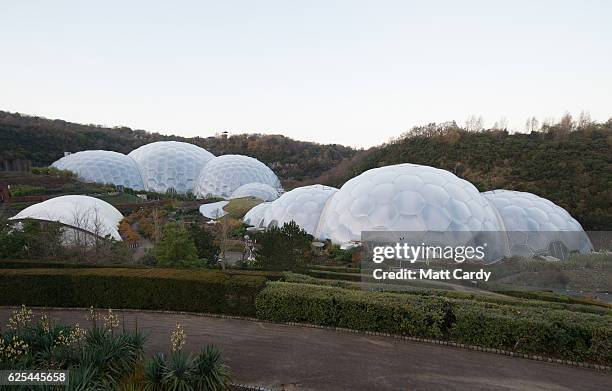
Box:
[194,155,282,199]
[9,195,124,240]
[128,141,215,194]
[243,202,273,227]
[230,182,279,201]
[262,185,338,235]
[315,164,505,261]
[51,150,145,190]
[483,190,593,257]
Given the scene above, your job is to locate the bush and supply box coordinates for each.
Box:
[156,222,202,268]
[255,282,612,364]
[256,282,455,339]
[0,268,269,316]
[450,302,612,364]
[254,221,312,271]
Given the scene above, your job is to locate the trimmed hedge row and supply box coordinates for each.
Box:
[256,282,612,365]
[256,282,455,339]
[0,268,268,316]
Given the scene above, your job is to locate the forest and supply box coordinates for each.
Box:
[1,110,610,229]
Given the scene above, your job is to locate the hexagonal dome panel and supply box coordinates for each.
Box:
[128,141,214,194]
[316,164,503,248]
[243,202,273,227]
[261,185,338,235]
[230,182,279,201]
[483,190,593,257]
[51,150,145,190]
[194,155,282,199]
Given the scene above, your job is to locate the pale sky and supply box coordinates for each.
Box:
[1,0,611,147]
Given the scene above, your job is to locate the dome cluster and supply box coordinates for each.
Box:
[242,164,592,262]
[50,142,283,198]
[194,155,282,199]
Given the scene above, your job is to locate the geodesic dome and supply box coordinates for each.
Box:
[483,190,593,258]
[230,182,279,201]
[194,155,282,199]
[128,141,214,194]
[315,164,504,259]
[9,195,124,240]
[243,202,273,227]
[51,150,145,190]
[262,185,338,235]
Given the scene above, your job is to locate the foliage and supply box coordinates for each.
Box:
[0,219,64,260]
[254,221,313,271]
[1,306,230,390]
[155,222,202,268]
[256,282,455,339]
[188,224,220,263]
[0,313,145,388]
[143,347,231,391]
[7,184,47,196]
[31,166,76,178]
[256,282,612,364]
[0,268,269,316]
[320,122,612,230]
[0,110,354,184]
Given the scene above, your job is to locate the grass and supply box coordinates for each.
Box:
[223,197,263,218]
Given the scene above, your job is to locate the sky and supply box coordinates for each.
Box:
[1,0,611,148]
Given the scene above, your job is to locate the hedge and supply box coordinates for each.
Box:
[256,282,455,339]
[256,282,612,364]
[0,268,268,316]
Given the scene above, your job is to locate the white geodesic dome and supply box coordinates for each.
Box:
[262,185,338,235]
[243,202,273,227]
[128,141,215,194]
[9,195,124,240]
[230,183,279,201]
[194,155,282,199]
[482,190,593,257]
[315,164,504,255]
[51,150,145,190]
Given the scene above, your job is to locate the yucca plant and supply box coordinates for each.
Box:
[143,353,166,391]
[192,346,231,391]
[162,351,195,391]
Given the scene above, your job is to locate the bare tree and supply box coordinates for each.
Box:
[465,115,484,132]
[577,110,592,129]
[493,117,508,130]
[524,116,540,133]
[215,210,229,270]
[559,111,574,131]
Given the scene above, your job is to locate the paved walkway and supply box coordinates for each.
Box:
[1,308,610,390]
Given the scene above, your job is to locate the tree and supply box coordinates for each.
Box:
[188,224,219,262]
[525,116,540,133]
[254,221,312,271]
[155,222,201,267]
[464,115,484,132]
[0,219,63,260]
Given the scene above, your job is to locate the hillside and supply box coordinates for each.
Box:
[309,121,612,230]
[0,111,355,185]
[1,110,611,230]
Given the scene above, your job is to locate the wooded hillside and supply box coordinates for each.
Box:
[1,110,610,229]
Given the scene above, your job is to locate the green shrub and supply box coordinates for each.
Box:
[0,268,268,316]
[255,282,612,364]
[450,303,612,364]
[256,282,455,339]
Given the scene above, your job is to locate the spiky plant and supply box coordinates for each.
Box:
[162,351,196,391]
[192,346,231,391]
[143,353,166,391]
